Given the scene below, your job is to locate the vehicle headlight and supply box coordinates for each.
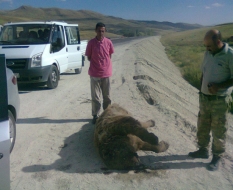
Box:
[31,53,42,67]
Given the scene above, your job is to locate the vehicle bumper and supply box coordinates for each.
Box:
[13,65,52,83]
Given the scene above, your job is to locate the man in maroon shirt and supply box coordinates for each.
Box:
[85,22,114,124]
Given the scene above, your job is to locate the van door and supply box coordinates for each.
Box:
[0,54,10,190]
[50,25,68,73]
[64,25,82,70]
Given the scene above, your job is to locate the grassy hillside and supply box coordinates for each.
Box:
[0,6,203,40]
[160,23,233,89]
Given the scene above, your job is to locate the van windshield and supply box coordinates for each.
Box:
[0,24,52,45]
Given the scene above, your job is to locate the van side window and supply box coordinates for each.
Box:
[65,26,80,45]
[51,25,65,52]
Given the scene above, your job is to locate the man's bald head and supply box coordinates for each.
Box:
[204,29,224,55]
[204,29,222,44]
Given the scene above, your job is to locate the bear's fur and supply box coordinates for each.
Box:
[94,103,169,170]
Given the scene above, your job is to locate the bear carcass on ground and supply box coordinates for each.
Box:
[94,103,169,170]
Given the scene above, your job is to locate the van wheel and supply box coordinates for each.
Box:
[9,110,16,153]
[74,67,82,74]
[47,65,59,89]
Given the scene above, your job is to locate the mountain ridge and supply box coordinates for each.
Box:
[0,5,204,38]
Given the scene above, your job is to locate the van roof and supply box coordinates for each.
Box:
[4,21,78,26]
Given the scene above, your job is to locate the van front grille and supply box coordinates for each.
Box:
[6,59,29,70]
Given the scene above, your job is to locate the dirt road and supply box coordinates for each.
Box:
[11,36,233,190]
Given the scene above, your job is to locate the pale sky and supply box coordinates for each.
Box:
[0,0,232,26]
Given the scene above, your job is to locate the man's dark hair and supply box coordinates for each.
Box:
[95,22,105,30]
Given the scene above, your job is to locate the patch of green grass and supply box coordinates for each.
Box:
[161,24,233,90]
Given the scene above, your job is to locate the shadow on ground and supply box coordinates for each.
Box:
[18,83,49,93]
[60,72,77,75]
[17,117,91,124]
[22,122,104,174]
[22,122,207,174]
[140,155,207,170]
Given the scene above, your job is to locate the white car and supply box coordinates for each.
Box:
[6,68,20,152]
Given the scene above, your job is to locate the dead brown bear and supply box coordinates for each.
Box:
[94,103,169,170]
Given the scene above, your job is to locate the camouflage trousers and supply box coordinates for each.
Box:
[197,92,231,156]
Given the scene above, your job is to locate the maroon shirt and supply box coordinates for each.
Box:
[85,37,114,77]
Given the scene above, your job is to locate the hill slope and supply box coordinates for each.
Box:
[0,5,203,38]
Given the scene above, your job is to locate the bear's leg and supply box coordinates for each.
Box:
[99,116,159,145]
[139,120,155,128]
[128,134,169,153]
[132,127,159,145]
[98,116,159,145]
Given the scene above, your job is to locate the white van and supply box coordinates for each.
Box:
[0,21,87,88]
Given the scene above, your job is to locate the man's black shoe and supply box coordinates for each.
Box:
[92,115,98,124]
[188,148,209,159]
[206,155,221,171]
